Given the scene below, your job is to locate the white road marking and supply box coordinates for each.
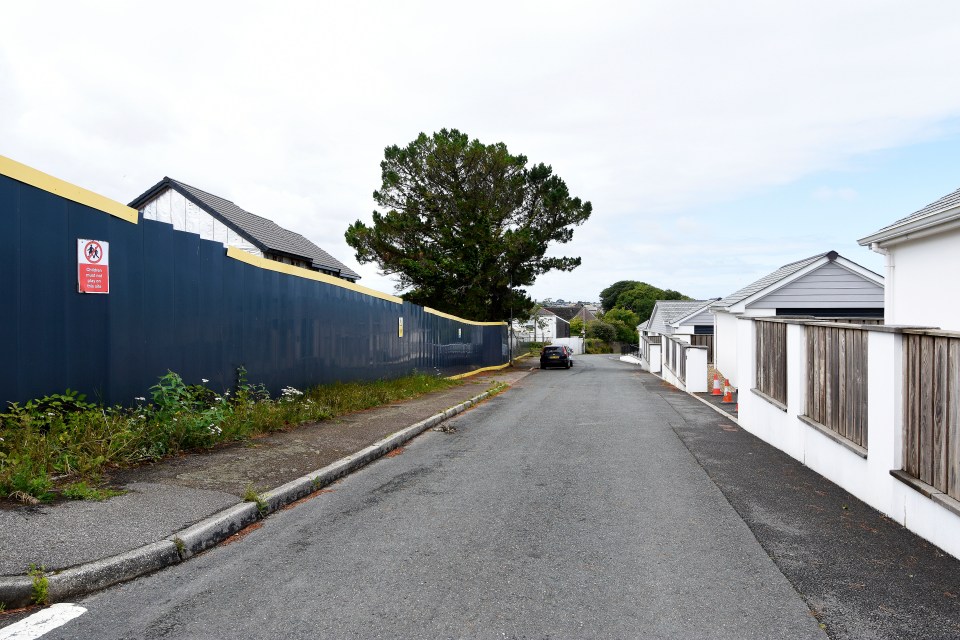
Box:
[0,604,87,640]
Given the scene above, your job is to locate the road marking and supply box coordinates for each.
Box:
[0,604,86,639]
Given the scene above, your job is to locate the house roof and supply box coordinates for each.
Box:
[713,251,835,310]
[544,305,597,323]
[859,185,960,247]
[129,177,360,281]
[647,300,716,334]
[544,306,579,321]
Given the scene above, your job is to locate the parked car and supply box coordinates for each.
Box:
[540,345,572,369]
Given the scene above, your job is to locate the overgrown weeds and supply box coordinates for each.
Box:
[0,371,458,503]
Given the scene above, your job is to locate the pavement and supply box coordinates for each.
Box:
[0,367,530,611]
[3,355,960,639]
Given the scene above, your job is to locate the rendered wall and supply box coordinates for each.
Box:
[0,164,508,406]
[736,318,960,560]
[885,228,960,331]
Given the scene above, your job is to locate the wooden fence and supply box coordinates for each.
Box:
[690,334,714,364]
[902,332,960,500]
[663,335,686,383]
[755,320,787,405]
[804,324,868,448]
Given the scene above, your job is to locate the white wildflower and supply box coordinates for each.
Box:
[201,378,209,384]
[134,397,146,402]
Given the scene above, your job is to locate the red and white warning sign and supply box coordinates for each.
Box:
[77,239,109,294]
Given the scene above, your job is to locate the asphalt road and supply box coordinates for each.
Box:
[33,355,825,639]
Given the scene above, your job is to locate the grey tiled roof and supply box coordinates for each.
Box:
[544,305,586,322]
[865,185,960,238]
[129,178,360,281]
[647,300,715,334]
[713,252,831,309]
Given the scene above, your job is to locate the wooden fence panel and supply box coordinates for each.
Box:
[755,320,787,405]
[903,332,960,500]
[690,334,714,364]
[804,324,868,448]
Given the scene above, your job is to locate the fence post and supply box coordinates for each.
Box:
[868,330,902,483]
[685,346,708,392]
[736,317,757,422]
[787,323,805,417]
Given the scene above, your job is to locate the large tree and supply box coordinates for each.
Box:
[344,129,592,321]
[599,280,690,323]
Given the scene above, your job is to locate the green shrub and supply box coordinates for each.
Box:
[0,371,458,503]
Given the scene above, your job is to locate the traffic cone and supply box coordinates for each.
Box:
[721,379,735,403]
[711,373,722,395]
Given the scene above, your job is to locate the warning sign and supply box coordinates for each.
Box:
[78,239,109,294]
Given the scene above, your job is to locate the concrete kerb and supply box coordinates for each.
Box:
[631,362,741,426]
[0,390,493,609]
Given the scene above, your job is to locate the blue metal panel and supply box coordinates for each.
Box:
[198,239,226,391]
[141,220,178,382]
[1,176,508,406]
[106,212,146,404]
[0,177,21,403]
[18,185,69,400]
[173,230,202,384]
[67,202,111,402]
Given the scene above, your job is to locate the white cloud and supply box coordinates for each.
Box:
[0,0,954,304]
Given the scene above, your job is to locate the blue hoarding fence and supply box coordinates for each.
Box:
[0,157,508,407]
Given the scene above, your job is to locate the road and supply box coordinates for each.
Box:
[28,355,826,639]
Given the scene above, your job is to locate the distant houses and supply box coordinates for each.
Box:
[711,251,884,387]
[129,177,360,282]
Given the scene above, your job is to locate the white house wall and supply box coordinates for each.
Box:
[885,226,960,331]
[747,262,883,310]
[141,188,263,258]
[713,311,739,384]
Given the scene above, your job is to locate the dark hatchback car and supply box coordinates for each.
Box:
[540,345,572,369]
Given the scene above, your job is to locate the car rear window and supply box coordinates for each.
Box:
[543,346,564,353]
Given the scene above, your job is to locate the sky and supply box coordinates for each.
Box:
[3,1,960,304]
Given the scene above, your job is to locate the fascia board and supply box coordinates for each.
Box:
[859,206,960,247]
[736,257,829,310]
[671,300,717,327]
[833,256,884,285]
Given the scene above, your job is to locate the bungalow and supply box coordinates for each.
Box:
[129,177,360,282]
[729,192,960,560]
[638,299,717,388]
[859,184,960,331]
[712,251,883,387]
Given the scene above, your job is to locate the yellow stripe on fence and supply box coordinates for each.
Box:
[0,155,138,224]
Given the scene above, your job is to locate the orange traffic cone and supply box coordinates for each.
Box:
[721,379,735,403]
[711,373,722,395]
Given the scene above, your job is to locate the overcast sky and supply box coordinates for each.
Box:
[3,1,960,304]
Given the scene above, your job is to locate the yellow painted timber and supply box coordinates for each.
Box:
[226,246,404,304]
[0,155,138,224]
[447,361,513,380]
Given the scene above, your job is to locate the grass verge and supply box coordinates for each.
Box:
[0,371,459,503]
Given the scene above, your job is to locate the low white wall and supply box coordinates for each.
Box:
[714,311,740,386]
[644,343,662,373]
[685,346,708,393]
[736,317,960,559]
[551,337,584,355]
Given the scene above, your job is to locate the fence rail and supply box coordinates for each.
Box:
[805,325,868,448]
[755,320,787,405]
[902,332,960,500]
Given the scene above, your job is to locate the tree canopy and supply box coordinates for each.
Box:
[598,280,690,323]
[345,129,592,322]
